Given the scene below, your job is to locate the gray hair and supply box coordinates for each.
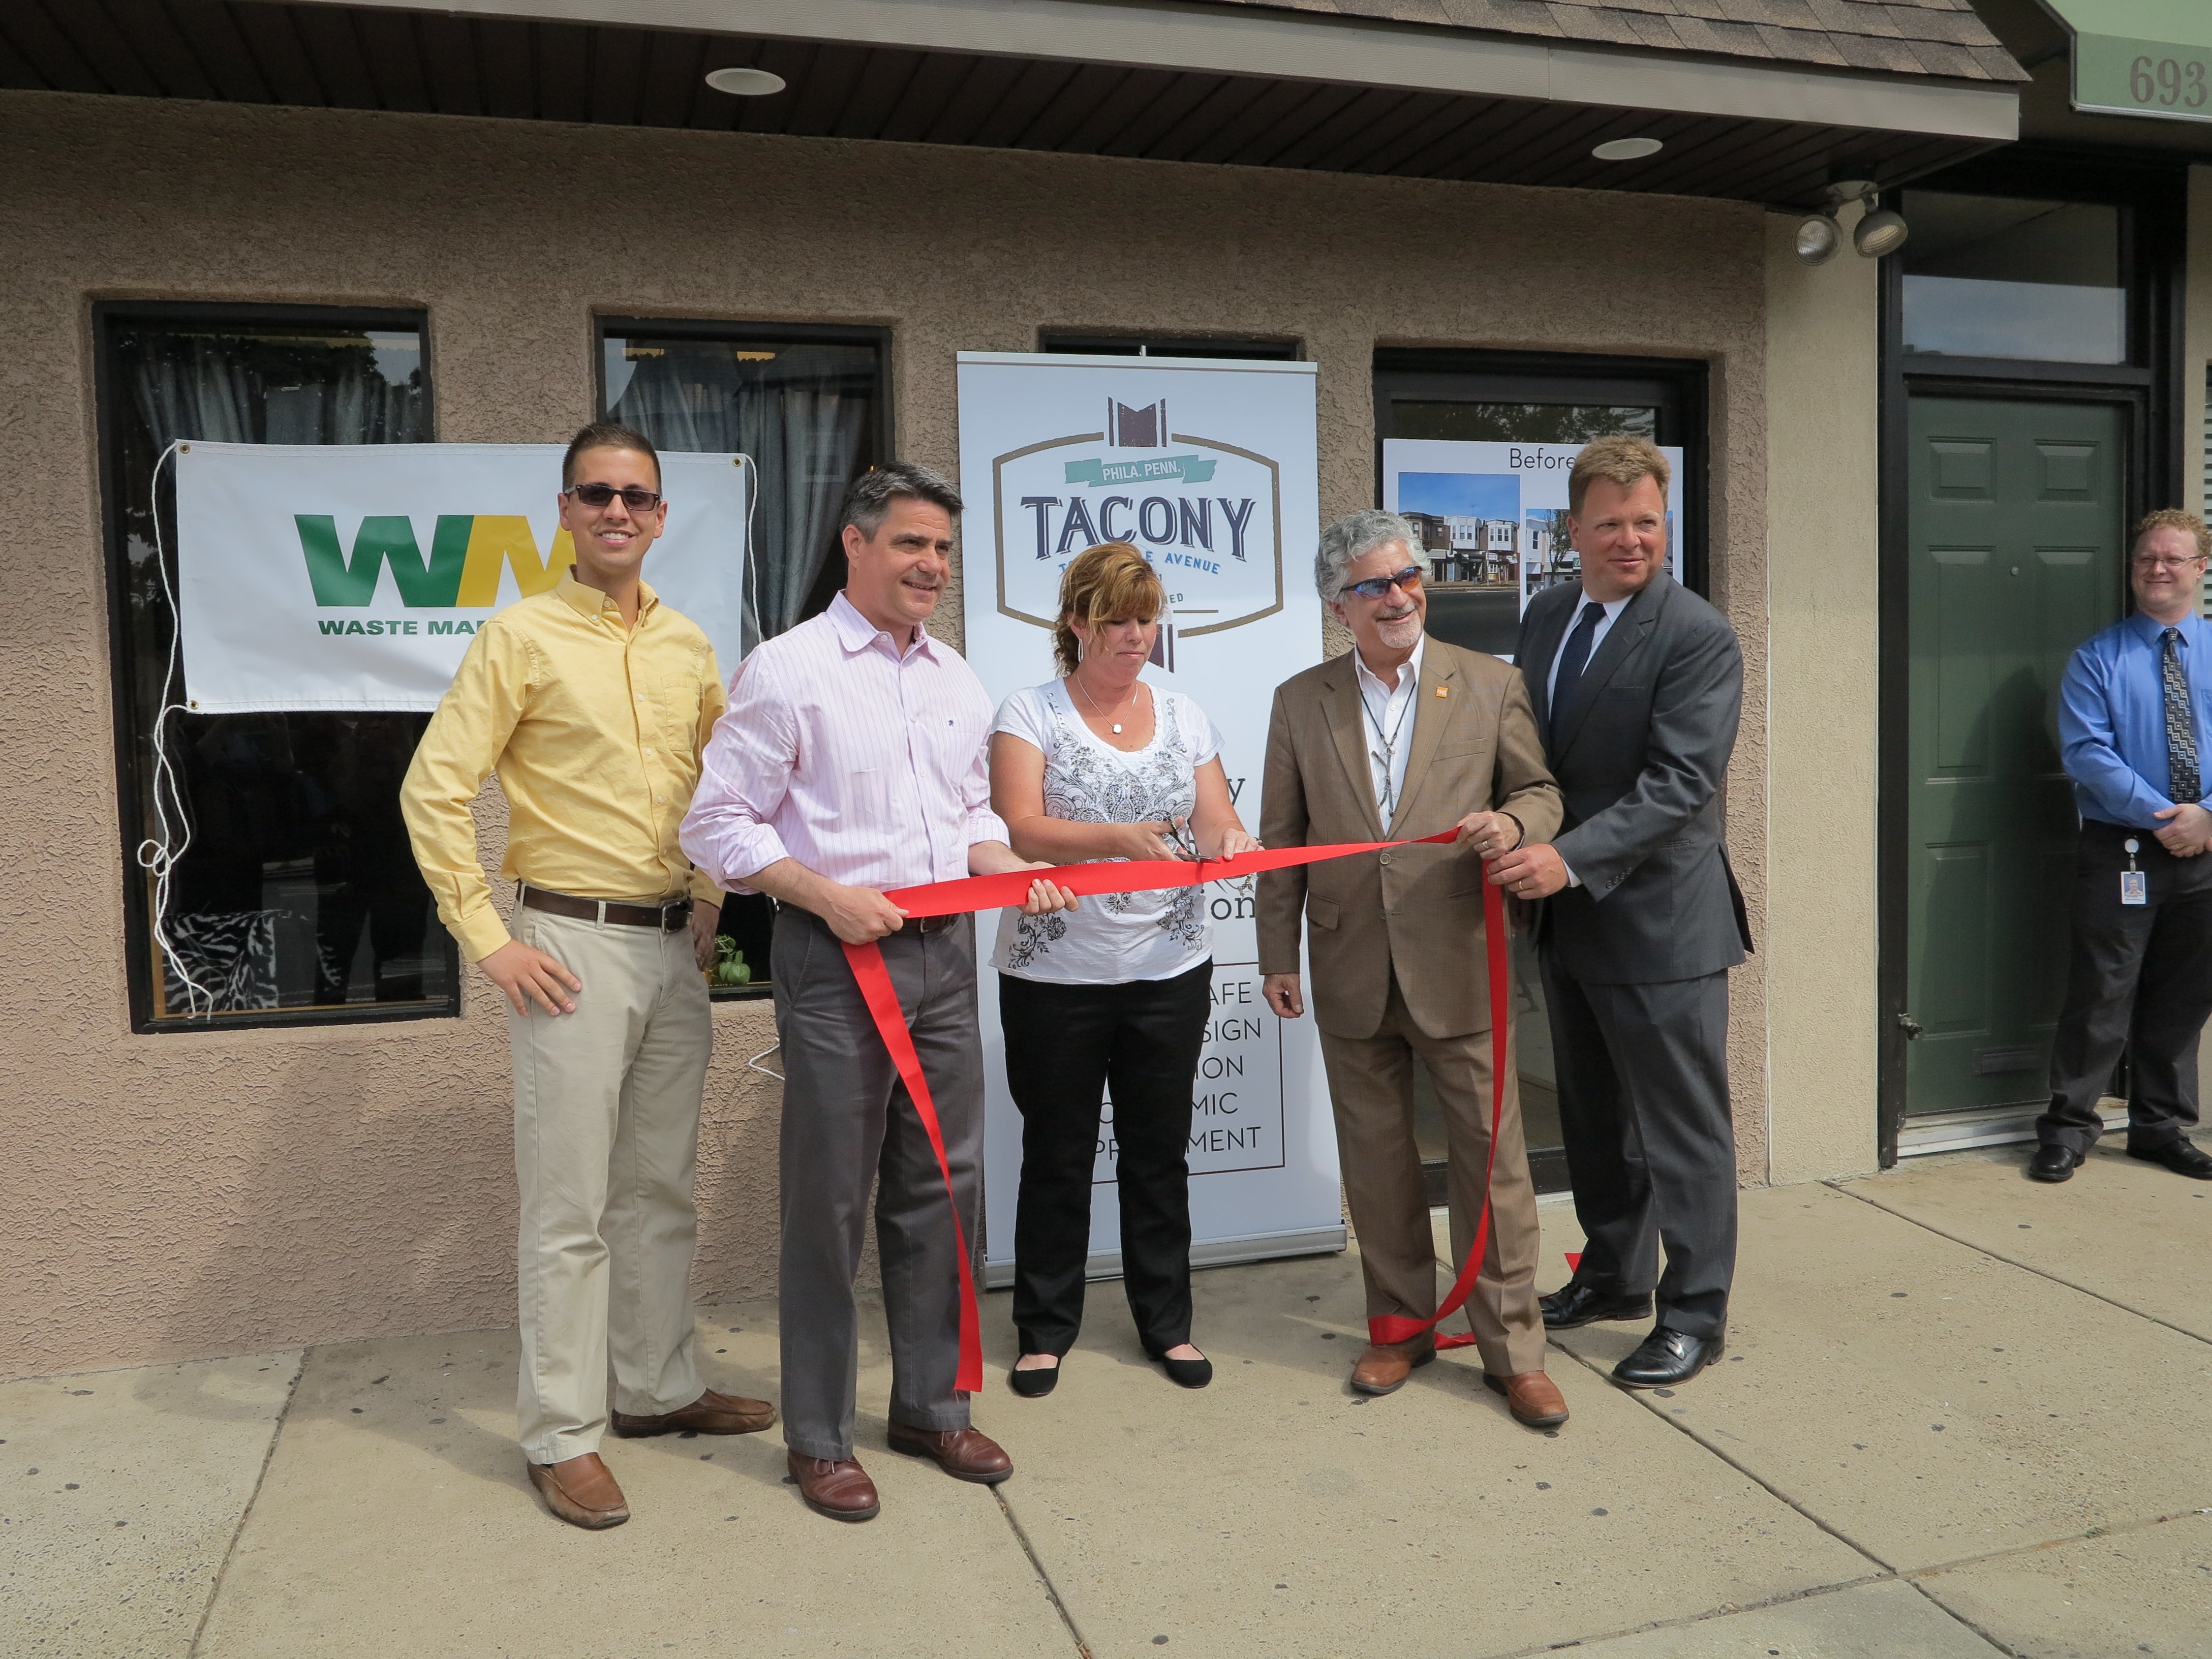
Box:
[1315,509,1422,603]
[839,460,965,539]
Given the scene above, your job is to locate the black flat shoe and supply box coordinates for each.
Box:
[1008,1359,1060,1398]
[2028,1144,2083,1183]
[1540,1280,1654,1330]
[2127,1139,2212,1179]
[1147,1348,1212,1389]
[1613,1327,1724,1389]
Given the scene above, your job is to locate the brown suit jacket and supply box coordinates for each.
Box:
[1256,635,1562,1041]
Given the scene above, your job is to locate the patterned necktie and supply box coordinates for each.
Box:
[2164,626,2200,805]
[1550,601,1606,743]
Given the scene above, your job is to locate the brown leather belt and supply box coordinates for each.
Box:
[521,884,692,932]
[778,902,959,936]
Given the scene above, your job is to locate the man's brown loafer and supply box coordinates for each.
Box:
[526,1452,630,1529]
[788,1451,881,1522]
[885,1423,1014,1484]
[1349,1338,1436,1396]
[611,1387,775,1437]
[1484,1369,1570,1429]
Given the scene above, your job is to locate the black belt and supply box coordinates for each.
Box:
[777,901,959,936]
[521,884,692,932]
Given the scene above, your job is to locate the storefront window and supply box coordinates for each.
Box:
[1900,193,2128,365]
[599,320,886,997]
[98,305,454,1028]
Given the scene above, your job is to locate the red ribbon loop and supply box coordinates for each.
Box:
[838,826,1508,1393]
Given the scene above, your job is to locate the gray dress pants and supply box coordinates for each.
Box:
[1544,960,1736,1339]
[771,906,984,1462]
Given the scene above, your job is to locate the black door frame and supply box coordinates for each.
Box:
[1875,148,2187,1163]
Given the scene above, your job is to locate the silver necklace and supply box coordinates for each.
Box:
[1362,667,1415,819]
[1074,670,1145,736]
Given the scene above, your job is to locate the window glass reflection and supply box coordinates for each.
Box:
[1901,193,2127,364]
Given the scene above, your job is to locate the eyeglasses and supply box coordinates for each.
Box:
[1343,566,1424,601]
[2133,554,2207,571]
[564,482,663,512]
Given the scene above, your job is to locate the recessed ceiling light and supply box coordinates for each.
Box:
[1591,137,1663,161]
[705,67,786,97]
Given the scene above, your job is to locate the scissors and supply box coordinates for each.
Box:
[1164,814,1200,861]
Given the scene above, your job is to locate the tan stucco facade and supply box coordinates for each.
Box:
[4,87,1826,1380]
[1760,217,1883,1185]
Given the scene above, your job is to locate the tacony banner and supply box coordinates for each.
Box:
[955,350,1337,1285]
[171,441,748,713]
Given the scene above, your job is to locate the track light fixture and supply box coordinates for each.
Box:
[1793,181,1907,265]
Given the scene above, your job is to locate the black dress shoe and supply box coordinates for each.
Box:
[2028,1144,2083,1183]
[2128,1139,2212,1179]
[1145,1348,1213,1389]
[1008,1359,1060,1398]
[1540,1281,1654,1330]
[1612,1327,1724,1389]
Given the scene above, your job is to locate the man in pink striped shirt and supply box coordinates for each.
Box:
[682,462,1071,1523]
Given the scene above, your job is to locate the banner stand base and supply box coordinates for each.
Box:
[982,1223,1347,1291]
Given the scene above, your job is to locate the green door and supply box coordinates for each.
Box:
[1904,396,2125,1116]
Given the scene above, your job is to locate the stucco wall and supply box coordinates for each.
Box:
[1,89,1775,1378]
[1760,214,1883,1185]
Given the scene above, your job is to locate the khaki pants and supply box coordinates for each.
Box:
[510,904,711,1463]
[1317,975,1547,1378]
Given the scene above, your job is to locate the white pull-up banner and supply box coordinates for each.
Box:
[171,442,748,713]
[955,351,1340,1285]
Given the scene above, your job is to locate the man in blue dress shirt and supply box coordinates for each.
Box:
[2033,509,2212,1182]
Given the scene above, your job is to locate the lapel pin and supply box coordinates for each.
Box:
[1434,686,1448,697]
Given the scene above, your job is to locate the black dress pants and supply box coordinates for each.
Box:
[999,961,1212,1358]
[1543,958,1736,1339]
[2038,820,2212,1155]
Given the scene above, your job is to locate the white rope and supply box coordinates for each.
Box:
[135,440,215,1018]
[736,451,760,659]
[747,1041,784,1081]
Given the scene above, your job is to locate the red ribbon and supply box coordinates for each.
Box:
[839,825,1506,1393]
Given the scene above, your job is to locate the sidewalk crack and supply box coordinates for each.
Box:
[187,1346,307,1658]
[1555,1343,1902,1574]
[1824,1180,2212,1349]
[994,1488,1094,1658]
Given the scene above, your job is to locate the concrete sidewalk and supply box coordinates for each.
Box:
[9,1145,2210,1659]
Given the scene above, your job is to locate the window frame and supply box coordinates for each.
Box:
[1370,347,1712,600]
[1039,332,1303,360]
[94,298,458,1034]
[593,316,894,1003]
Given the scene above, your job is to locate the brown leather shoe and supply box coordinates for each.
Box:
[1484,1369,1570,1429]
[885,1423,1014,1484]
[525,1452,630,1529]
[1349,1338,1436,1396]
[611,1387,775,1437]
[787,1451,881,1521]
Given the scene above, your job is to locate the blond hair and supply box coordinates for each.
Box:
[1569,435,1671,517]
[2134,508,2211,561]
[1054,542,1162,675]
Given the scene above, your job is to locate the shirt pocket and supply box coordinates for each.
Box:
[658,673,704,742]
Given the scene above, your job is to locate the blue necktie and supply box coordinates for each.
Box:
[1550,601,1605,743]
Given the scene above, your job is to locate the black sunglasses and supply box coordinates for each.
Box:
[565,482,663,512]
[1343,565,1424,601]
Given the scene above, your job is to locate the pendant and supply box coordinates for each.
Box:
[1112,723,1123,734]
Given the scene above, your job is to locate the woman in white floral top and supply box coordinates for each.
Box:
[988,541,1261,1397]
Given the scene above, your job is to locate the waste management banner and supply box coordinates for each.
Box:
[956,351,1340,1285]
[172,442,748,712]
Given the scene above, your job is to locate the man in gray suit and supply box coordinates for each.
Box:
[1487,436,1751,1390]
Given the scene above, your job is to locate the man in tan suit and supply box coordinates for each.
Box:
[1258,509,1567,1428]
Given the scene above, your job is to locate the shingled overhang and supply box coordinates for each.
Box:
[0,0,2025,207]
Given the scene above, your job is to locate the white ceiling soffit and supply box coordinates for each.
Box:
[292,0,2020,144]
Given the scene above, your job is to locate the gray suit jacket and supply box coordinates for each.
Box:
[1516,572,1752,986]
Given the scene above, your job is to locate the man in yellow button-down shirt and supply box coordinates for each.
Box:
[402,422,772,1531]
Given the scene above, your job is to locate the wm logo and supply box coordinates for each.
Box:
[296,515,575,607]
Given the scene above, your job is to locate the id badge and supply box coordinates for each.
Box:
[2122,870,2148,906]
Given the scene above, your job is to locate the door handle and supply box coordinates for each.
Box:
[1897,1013,1923,1039]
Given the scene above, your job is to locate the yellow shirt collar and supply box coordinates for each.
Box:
[557,569,659,623]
